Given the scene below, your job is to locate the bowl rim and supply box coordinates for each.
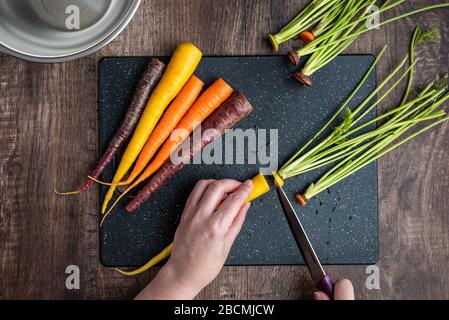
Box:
[0,0,141,63]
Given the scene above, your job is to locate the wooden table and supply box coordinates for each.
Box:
[1,0,448,300]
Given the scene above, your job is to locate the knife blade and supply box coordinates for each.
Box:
[275,184,334,298]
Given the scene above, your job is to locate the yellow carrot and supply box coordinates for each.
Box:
[247,173,270,202]
[115,243,174,276]
[272,171,284,187]
[102,42,202,213]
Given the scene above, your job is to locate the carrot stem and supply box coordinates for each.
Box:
[282,32,449,203]
[281,46,385,171]
[269,0,344,50]
[401,26,440,105]
[293,1,449,84]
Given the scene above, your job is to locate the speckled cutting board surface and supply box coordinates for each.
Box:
[99,55,378,267]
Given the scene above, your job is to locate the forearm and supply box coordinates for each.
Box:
[135,264,201,300]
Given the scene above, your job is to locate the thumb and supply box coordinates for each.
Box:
[334,279,355,300]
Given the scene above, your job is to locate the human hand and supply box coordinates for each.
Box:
[313,279,355,300]
[136,179,253,300]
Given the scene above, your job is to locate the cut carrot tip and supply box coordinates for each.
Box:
[288,51,300,66]
[272,171,285,187]
[299,31,315,44]
[295,194,308,206]
[268,34,279,52]
[292,72,312,87]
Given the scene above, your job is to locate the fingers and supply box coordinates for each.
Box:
[313,291,330,300]
[197,179,242,215]
[213,180,253,230]
[183,179,215,216]
[226,202,250,243]
[313,279,354,300]
[334,279,354,300]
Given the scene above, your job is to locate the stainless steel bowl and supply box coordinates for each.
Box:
[0,0,141,62]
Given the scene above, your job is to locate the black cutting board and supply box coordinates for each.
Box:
[99,55,378,267]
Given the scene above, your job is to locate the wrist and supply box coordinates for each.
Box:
[153,262,202,300]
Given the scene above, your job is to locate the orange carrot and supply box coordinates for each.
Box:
[148,79,233,171]
[299,31,315,44]
[101,78,233,218]
[92,75,204,187]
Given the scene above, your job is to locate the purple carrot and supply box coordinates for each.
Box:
[58,58,166,195]
[125,91,253,213]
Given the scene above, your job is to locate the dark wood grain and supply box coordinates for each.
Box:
[0,0,448,299]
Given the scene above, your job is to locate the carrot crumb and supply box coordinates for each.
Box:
[300,31,315,44]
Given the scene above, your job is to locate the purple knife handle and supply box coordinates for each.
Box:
[316,275,334,300]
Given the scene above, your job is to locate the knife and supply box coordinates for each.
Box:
[275,182,334,299]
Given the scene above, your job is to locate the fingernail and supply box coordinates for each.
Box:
[244,179,253,187]
[313,291,321,300]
